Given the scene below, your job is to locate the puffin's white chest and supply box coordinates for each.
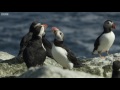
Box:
[52,44,73,69]
[98,31,115,52]
[42,43,46,51]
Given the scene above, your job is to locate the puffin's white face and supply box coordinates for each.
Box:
[103,20,116,30]
[52,27,64,41]
[38,24,48,37]
[34,23,41,28]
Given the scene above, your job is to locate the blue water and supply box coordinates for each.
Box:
[0,12,120,58]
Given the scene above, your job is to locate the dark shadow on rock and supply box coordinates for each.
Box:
[0,57,24,65]
[112,60,120,78]
[0,59,3,62]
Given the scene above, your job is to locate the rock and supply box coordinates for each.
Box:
[113,53,120,57]
[0,51,15,62]
[0,51,120,78]
[0,61,27,78]
[19,65,103,78]
[77,56,114,78]
[0,52,27,78]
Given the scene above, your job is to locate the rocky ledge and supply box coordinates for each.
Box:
[0,51,120,78]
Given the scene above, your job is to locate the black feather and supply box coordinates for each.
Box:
[93,32,104,54]
[23,36,46,68]
[17,32,33,58]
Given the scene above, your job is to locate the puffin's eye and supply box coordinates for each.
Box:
[60,33,62,35]
[107,22,109,24]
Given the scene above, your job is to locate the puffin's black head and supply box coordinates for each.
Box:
[33,24,48,37]
[103,20,116,32]
[52,27,64,41]
[29,21,41,32]
[112,61,120,71]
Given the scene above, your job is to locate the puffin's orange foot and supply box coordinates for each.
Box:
[98,53,106,59]
[100,56,106,59]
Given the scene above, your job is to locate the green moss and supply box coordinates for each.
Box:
[0,56,27,77]
[73,65,101,76]
[102,65,112,77]
[83,66,101,76]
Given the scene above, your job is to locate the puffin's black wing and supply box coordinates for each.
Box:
[42,37,54,59]
[93,32,103,53]
[61,44,83,68]
[18,33,33,58]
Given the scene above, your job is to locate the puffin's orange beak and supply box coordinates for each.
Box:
[52,27,59,34]
[112,23,116,29]
[42,24,48,30]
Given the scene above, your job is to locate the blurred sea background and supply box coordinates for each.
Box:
[0,12,120,58]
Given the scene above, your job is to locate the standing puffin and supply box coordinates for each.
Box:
[17,21,41,59]
[92,20,116,58]
[17,21,53,61]
[51,27,83,69]
[23,24,47,68]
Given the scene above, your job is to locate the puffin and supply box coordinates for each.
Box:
[112,60,120,78]
[23,24,47,68]
[92,20,116,58]
[51,27,83,69]
[17,21,53,61]
[17,21,41,59]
